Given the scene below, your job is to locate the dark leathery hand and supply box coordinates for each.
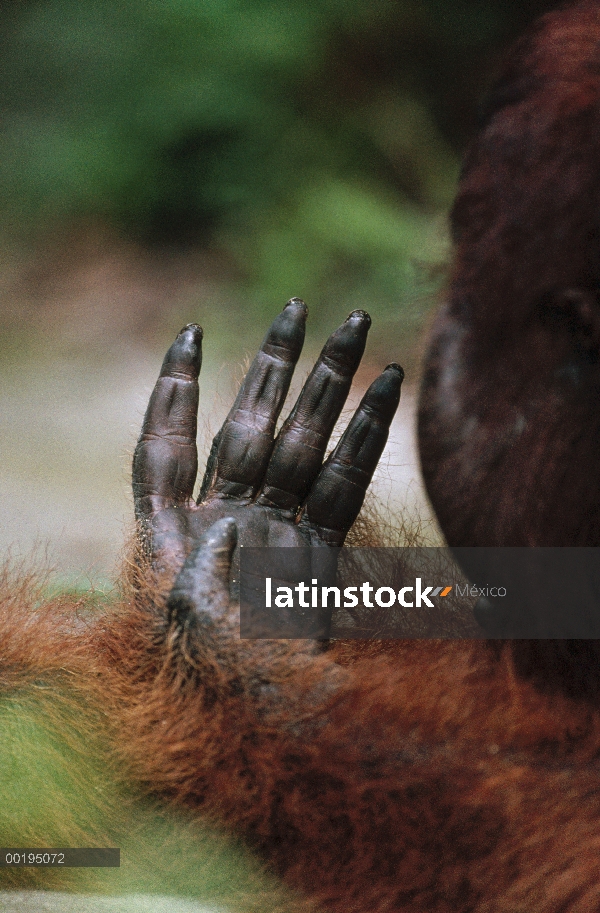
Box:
[257,310,371,513]
[301,363,404,545]
[132,301,403,587]
[132,323,202,570]
[199,298,308,501]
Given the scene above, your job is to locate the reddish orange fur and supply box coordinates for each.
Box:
[6,569,600,912]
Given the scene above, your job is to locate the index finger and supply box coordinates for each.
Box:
[133,324,202,522]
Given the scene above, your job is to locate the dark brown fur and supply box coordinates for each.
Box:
[419,0,600,549]
[418,0,600,693]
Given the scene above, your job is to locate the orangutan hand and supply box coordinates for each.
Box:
[132,299,403,617]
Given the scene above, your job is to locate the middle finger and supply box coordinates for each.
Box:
[257,310,371,512]
[199,298,307,501]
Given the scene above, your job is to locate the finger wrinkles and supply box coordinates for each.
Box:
[319,352,361,376]
[322,461,370,487]
[240,364,290,412]
[135,482,195,504]
[144,381,198,428]
[294,370,347,414]
[215,425,273,489]
[340,432,388,468]
[159,370,198,382]
[278,423,330,450]
[152,377,196,406]
[227,410,277,435]
[337,416,372,453]
[257,486,298,512]
[260,342,303,363]
[138,432,197,445]
[359,401,393,423]
[134,492,187,518]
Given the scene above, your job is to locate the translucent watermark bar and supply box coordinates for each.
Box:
[239,547,600,638]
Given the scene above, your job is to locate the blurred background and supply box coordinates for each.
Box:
[0,0,558,584]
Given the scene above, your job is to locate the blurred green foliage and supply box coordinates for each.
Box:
[0,0,555,318]
[0,686,298,907]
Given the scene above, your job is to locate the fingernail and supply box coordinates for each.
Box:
[163,324,203,374]
[385,363,405,384]
[285,297,308,314]
[262,303,307,359]
[365,369,403,417]
[346,310,372,329]
[179,323,203,340]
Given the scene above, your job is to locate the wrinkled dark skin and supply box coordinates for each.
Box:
[132,298,403,608]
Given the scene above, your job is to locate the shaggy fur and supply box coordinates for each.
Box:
[419,0,600,550]
[5,567,600,912]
